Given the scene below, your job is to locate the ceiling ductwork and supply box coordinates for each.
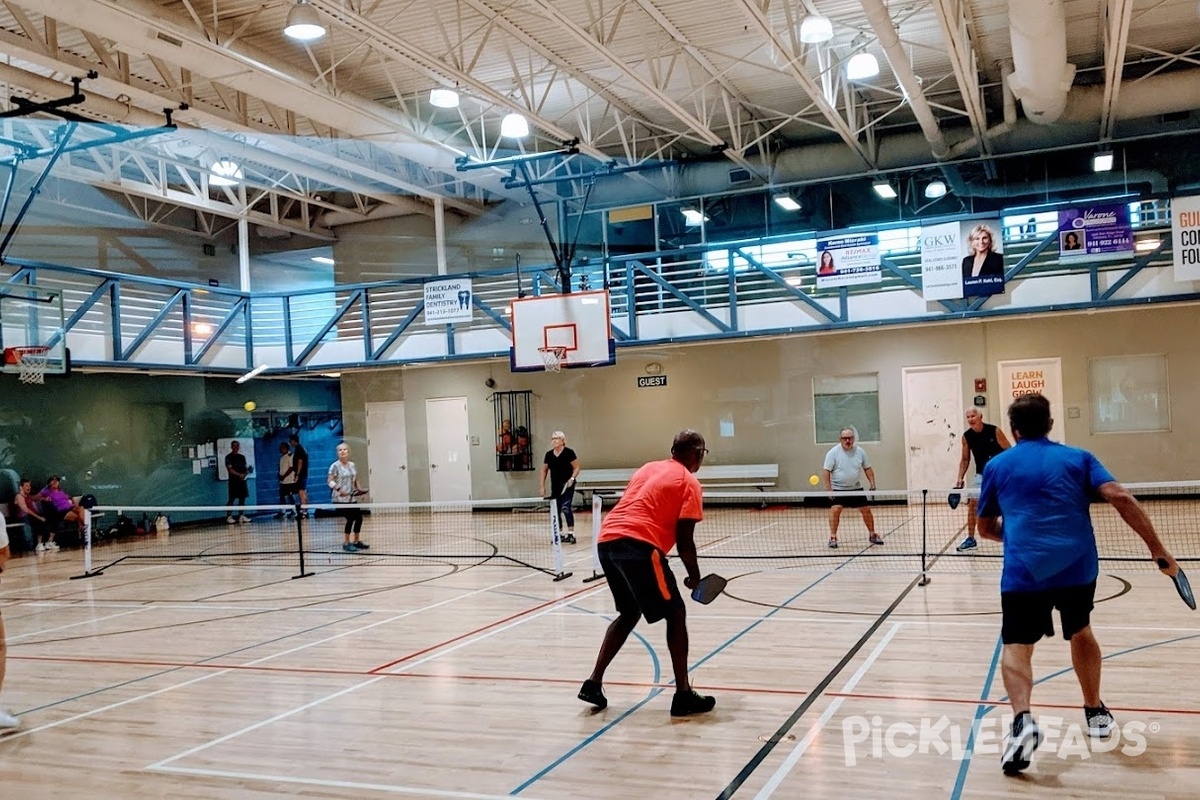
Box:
[1007,0,1076,124]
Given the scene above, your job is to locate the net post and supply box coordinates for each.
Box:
[70,508,103,580]
[292,503,314,579]
[549,495,572,582]
[582,492,606,583]
[918,488,931,586]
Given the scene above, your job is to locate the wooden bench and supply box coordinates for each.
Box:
[575,463,779,501]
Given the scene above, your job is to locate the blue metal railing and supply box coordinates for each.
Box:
[1,203,1193,374]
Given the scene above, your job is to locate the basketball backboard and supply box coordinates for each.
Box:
[510,290,615,372]
[0,284,67,378]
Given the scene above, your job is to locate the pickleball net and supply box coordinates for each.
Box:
[68,482,1200,582]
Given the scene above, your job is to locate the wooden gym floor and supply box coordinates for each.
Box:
[1,519,1198,799]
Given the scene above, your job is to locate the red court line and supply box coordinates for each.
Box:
[367,583,599,673]
[11,653,1200,719]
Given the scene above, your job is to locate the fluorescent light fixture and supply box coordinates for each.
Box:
[1135,239,1162,252]
[785,275,804,287]
[799,14,833,44]
[500,112,530,138]
[322,372,342,378]
[283,0,326,41]
[236,364,269,384]
[1093,151,1114,172]
[191,322,213,336]
[872,179,897,199]
[681,208,707,226]
[310,256,335,265]
[773,193,802,211]
[209,159,243,187]
[924,179,948,199]
[846,52,880,81]
[429,88,460,109]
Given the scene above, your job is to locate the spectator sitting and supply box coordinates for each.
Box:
[14,478,53,552]
[38,475,85,542]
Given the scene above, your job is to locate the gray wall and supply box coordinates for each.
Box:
[340,304,1200,501]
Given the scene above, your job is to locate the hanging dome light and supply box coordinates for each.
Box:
[799,15,833,44]
[429,88,460,109]
[284,0,326,41]
[500,112,530,139]
[210,159,244,187]
[846,52,880,81]
[925,179,948,199]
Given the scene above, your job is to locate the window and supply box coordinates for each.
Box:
[814,374,880,444]
[1089,355,1170,434]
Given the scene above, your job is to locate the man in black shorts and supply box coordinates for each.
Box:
[953,408,1011,551]
[289,434,310,515]
[577,429,715,717]
[978,394,1177,775]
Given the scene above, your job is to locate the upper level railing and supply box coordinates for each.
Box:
[2,198,1193,374]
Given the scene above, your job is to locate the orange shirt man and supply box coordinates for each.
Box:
[579,429,716,718]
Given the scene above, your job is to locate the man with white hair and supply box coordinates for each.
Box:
[539,430,580,544]
[822,426,880,548]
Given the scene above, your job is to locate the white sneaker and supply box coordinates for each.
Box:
[1085,704,1115,738]
[0,709,19,729]
[1002,712,1042,775]
[226,515,236,524]
[238,515,250,524]
[35,543,45,552]
[46,542,59,551]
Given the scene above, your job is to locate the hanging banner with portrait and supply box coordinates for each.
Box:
[997,357,1063,443]
[815,233,881,289]
[1057,204,1133,261]
[920,218,1005,299]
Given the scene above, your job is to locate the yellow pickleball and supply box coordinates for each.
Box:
[809,474,820,486]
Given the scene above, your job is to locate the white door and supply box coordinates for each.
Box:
[366,400,409,503]
[426,396,472,502]
[901,364,963,491]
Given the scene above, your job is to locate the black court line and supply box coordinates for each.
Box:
[714,572,924,799]
[714,525,964,799]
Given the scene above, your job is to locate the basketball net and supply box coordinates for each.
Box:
[16,347,50,385]
[538,346,567,373]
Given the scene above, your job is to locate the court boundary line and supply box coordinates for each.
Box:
[9,653,1200,718]
[753,622,903,798]
[1,567,584,742]
[146,583,607,773]
[147,765,553,800]
[714,566,928,799]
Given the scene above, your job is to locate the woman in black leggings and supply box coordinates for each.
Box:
[327,442,368,553]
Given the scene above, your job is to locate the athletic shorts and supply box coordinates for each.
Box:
[597,538,683,624]
[971,473,983,489]
[832,489,869,508]
[1001,581,1096,644]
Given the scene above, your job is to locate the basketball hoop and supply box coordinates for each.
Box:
[4,346,51,385]
[538,346,567,373]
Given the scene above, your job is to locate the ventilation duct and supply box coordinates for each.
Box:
[1007,0,1076,124]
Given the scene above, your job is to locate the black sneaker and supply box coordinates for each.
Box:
[670,689,716,717]
[353,541,370,550]
[1085,704,1114,738]
[577,679,607,710]
[1002,711,1041,775]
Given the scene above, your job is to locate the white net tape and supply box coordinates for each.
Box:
[539,347,566,373]
[18,349,49,385]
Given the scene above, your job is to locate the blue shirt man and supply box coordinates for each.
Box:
[976,392,1176,778]
[978,437,1114,592]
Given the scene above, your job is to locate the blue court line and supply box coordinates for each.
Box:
[12,610,371,716]
[949,630,1200,799]
[509,568,841,796]
[949,635,1003,799]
